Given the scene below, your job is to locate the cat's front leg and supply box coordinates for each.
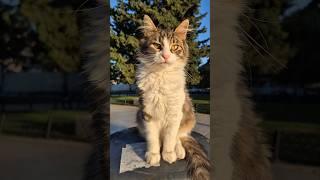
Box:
[162,112,182,164]
[144,120,161,166]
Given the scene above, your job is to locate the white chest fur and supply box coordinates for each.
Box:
[137,69,186,124]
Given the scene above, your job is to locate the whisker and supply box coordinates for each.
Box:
[73,0,91,15]
[44,1,107,16]
[185,71,195,82]
[239,26,287,69]
[242,32,267,60]
[241,13,278,24]
[242,15,270,49]
[73,5,106,14]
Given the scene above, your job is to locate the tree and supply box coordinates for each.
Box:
[198,60,210,88]
[240,0,292,81]
[110,0,209,85]
[0,3,46,72]
[20,0,80,72]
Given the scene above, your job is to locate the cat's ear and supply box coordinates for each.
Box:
[174,19,189,40]
[142,15,157,36]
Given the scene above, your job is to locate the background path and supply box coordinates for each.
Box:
[0,135,91,180]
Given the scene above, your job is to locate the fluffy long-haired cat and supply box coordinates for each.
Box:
[213,0,272,179]
[136,15,210,180]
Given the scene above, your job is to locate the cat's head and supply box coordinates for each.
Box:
[137,15,189,69]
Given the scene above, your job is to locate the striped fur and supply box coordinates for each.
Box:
[181,136,211,180]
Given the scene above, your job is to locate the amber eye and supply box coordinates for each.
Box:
[152,43,162,50]
[171,44,181,51]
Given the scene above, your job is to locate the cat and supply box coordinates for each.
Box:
[213,0,272,179]
[135,15,210,180]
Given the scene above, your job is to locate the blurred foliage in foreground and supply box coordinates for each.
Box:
[0,0,84,72]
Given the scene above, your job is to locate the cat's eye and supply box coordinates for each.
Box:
[171,44,181,51]
[152,43,162,50]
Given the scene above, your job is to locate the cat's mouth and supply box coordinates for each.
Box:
[160,60,169,64]
[160,61,172,66]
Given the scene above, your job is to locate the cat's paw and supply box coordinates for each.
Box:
[175,143,186,160]
[162,151,177,164]
[145,152,160,166]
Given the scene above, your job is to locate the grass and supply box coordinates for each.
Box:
[111,95,210,114]
[111,95,138,101]
[260,121,320,134]
[1,110,89,140]
[255,102,320,124]
[110,95,137,105]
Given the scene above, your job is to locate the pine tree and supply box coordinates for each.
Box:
[0,3,45,72]
[240,0,291,80]
[110,0,209,85]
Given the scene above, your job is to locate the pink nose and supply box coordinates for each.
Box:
[162,53,170,61]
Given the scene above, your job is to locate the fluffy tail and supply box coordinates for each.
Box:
[181,136,211,180]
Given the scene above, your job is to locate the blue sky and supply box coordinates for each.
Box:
[110,0,210,65]
[199,0,210,43]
